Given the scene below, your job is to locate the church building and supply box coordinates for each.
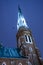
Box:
[0,6,43,65]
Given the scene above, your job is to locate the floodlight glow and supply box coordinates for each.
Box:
[17,11,28,30]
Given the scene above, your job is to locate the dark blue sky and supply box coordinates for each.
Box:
[0,0,43,58]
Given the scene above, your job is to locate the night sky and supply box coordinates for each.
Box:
[0,0,43,58]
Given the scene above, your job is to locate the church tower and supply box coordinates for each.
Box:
[0,6,43,65]
[16,6,42,65]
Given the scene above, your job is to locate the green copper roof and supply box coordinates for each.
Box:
[0,44,22,58]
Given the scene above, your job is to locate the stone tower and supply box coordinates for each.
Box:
[16,6,43,65]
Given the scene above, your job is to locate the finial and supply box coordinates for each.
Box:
[18,5,22,14]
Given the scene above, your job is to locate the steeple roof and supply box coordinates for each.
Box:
[17,6,28,30]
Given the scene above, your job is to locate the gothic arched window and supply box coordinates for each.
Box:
[28,36,31,42]
[2,62,6,65]
[24,34,32,44]
[25,35,28,42]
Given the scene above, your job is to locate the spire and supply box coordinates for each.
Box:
[17,6,28,30]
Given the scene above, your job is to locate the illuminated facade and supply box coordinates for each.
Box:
[0,6,43,65]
